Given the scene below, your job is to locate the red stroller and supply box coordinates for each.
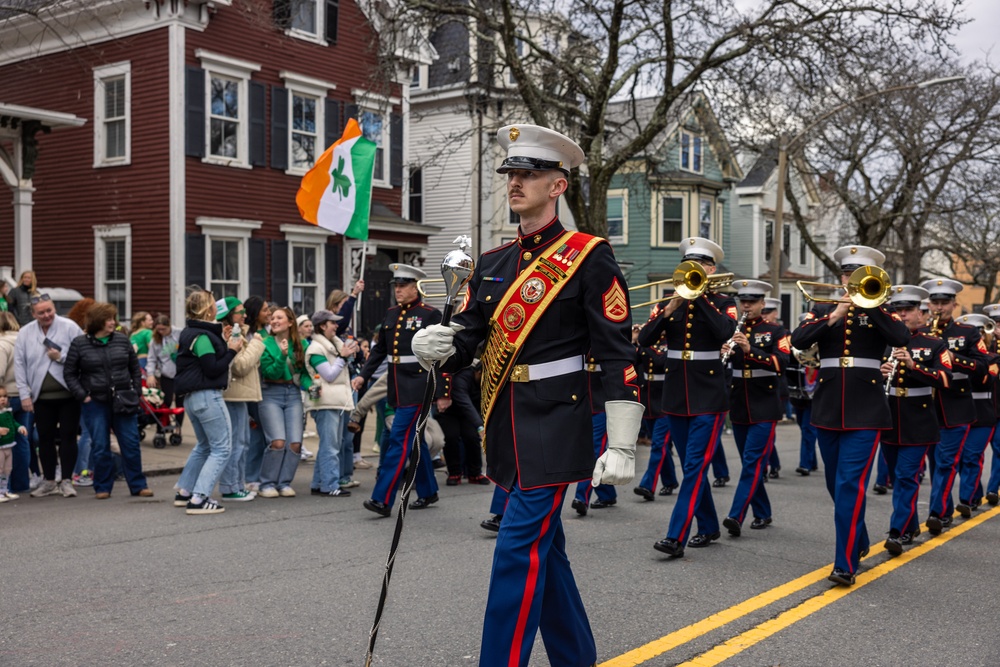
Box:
[139,384,184,449]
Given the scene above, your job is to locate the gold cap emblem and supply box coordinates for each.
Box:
[689,239,696,245]
[509,127,520,141]
[850,247,858,254]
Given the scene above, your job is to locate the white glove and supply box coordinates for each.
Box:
[412,323,464,369]
[592,400,644,486]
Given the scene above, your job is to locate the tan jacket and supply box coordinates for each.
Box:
[305,334,355,412]
[222,325,265,403]
[0,331,18,397]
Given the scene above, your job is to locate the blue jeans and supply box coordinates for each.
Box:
[259,383,304,444]
[245,400,266,484]
[312,408,348,492]
[338,408,354,483]
[219,402,250,495]
[8,395,32,493]
[177,389,232,498]
[75,412,94,475]
[81,400,148,495]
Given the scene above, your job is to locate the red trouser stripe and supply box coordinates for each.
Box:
[678,414,723,540]
[845,431,880,569]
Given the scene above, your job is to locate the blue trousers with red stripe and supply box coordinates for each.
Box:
[874,444,892,487]
[490,484,510,516]
[816,428,880,574]
[575,412,616,505]
[639,416,676,492]
[665,414,723,543]
[711,428,729,479]
[370,404,438,508]
[727,422,775,524]
[988,426,1000,495]
[882,444,929,536]
[796,404,818,470]
[958,425,993,504]
[928,424,969,519]
[481,482,596,667]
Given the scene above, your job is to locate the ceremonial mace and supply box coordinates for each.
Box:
[364,236,475,666]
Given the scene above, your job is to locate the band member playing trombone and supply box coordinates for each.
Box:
[983,303,1000,507]
[879,285,951,555]
[791,245,908,585]
[638,237,737,558]
[721,280,788,537]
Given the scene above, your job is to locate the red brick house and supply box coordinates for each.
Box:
[0,0,436,334]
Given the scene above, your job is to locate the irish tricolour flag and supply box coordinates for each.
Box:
[296,118,376,240]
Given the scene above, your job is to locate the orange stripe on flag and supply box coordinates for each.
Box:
[296,118,363,224]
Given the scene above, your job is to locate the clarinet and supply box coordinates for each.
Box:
[884,349,900,396]
[721,311,749,364]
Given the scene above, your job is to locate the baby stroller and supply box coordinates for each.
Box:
[139,384,185,449]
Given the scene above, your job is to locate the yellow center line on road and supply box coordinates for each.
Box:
[675,505,1000,667]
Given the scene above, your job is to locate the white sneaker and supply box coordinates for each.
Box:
[302,430,317,438]
[30,480,59,497]
[278,486,297,497]
[2,492,18,500]
[0,494,9,503]
[60,479,77,497]
[73,471,94,487]
[246,482,260,493]
[29,473,42,491]
[300,446,315,461]
[257,487,280,498]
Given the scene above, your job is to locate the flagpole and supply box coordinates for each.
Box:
[354,241,367,335]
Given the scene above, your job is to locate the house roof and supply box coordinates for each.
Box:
[370,202,442,236]
[0,102,86,130]
[739,144,779,188]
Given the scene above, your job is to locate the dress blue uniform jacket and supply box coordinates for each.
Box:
[926,319,988,427]
[882,330,950,445]
[637,343,668,418]
[728,317,788,424]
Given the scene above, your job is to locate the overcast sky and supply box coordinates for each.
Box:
[957,0,998,63]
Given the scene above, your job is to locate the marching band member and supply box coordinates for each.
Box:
[789,313,819,475]
[953,313,998,517]
[721,280,788,537]
[983,303,1000,507]
[634,326,678,500]
[791,245,908,585]
[638,237,737,558]
[879,285,950,555]
[762,297,787,478]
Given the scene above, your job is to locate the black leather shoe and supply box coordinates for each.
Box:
[363,499,392,517]
[901,527,921,544]
[884,536,903,556]
[653,538,684,558]
[768,468,780,479]
[941,516,953,528]
[926,515,942,535]
[571,499,588,516]
[633,486,655,501]
[723,516,741,537]
[687,531,721,548]
[658,484,677,496]
[956,502,972,518]
[987,492,999,506]
[828,568,855,586]
[480,514,502,532]
[408,493,439,510]
[795,467,811,476]
[591,498,617,509]
[859,545,870,559]
[873,484,887,495]
[750,517,772,530]
[712,476,729,488]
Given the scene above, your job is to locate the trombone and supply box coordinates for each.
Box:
[796,266,892,309]
[631,261,735,309]
[417,278,446,299]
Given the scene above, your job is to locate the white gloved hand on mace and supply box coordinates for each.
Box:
[592,400,644,486]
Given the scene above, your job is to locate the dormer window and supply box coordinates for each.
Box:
[680,130,703,174]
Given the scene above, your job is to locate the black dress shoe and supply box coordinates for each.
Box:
[828,568,855,586]
[795,467,810,476]
[363,499,392,517]
[571,499,588,516]
[987,491,999,506]
[956,502,972,519]
[633,486,655,501]
[884,536,903,556]
[687,531,721,548]
[926,515,942,535]
[750,516,772,530]
[873,484,888,495]
[408,493,439,510]
[712,476,729,488]
[653,538,684,558]
[768,468,780,479]
[941,516,953,528]
[901,528,921,544]
[723,516,741,537]
[858,545,870,559]
[480,514,502,532]
[591,498,617,509]
[658,484,677,496]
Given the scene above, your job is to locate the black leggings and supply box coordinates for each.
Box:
[159,376,185,425]
[437,410,483,477]
[34,397,81,481]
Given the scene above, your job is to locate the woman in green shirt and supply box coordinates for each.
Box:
[129,311,154,371]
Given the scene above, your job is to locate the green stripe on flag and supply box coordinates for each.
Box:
[345,136,377,241]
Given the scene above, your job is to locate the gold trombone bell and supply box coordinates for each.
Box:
[417,278,447,299]
[796,265,891,309]
[632,261,735,309]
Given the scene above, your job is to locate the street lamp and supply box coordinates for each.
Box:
[768,75,966,310]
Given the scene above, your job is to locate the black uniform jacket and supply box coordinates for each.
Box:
[883,330,951,446]
[637,342,668,419]
[925,318,989,428]
[637,292,737,416]
[445,218,638,491]
[791,302,909,430]
[968,348,999,428]
[440,365,483,430]
[728,317,789,424]
[359,300,444,408]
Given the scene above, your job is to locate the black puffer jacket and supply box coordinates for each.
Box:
[64,332,142,407]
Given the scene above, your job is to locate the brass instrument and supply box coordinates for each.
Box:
[720,311,749,364]
[884,348,901,396]
[417,278,446,299]
[632,261,735,309]
[796,266,892,309]
[792,343,820,369]
[929,313,942,337]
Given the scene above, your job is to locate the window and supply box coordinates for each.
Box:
[196,217,262,297]
[765,220,773,262]
[409,168,423,223]
[282,0,334,45]
[291,92,318,169]
[698,197,713,239]
[799,231,807,265]
[290,0,317,34]
[783,222,791,257]
[291,245,319,315]
[93,62,131,167]
[508,37,525,85]
[680,131,703,173]
[606,188,628,243]
[196,50,261,168]
[662,197,684,244]
[360,109,387,184]
[94,225,131,317]
[210,239,241,297]
[410,65,422,89]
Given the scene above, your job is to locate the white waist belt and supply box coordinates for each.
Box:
[973,392,992,400]
[650,374,665,381]
[390,355,418,364]
[733,368,778,378]
[666,350,720,361]
[585,362,602,372]
[952,372,968,380]
[509,356,584,383]
[819,357,882,370]
[889,387,933,397]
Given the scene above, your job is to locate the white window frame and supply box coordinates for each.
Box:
[606,188,628,244]
[281,71,335,175]
[196,50,261,169]
[94,224,132,317]
[281,224,330,314]
[353,89,400,190]
[697,194,715,242]
[285,0,327,46]
[93,61,131,167]
[679,130,703,174]
[507,37,525,86]
[652,190,689,247]
[196,217,262,297]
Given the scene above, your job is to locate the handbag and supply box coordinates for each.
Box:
[102,340,140,414]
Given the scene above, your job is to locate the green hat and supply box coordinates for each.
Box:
[215,296,243,321]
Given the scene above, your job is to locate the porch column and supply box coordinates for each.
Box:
[12,183,33,272]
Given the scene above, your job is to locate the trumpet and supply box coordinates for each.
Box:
[632,261,735,309]
[720,311,749,364]
[796,266,892,309]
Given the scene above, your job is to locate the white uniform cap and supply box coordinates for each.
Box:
[389,263,427,283]
[983,303,1000,319]
[763,298,781,311]
[833,245,885,269]
[919,299,929,312]
[919,278,963,300]
[958,313,992,330]
[734,279,772,301]
[496,124,585,175]
[679,237,724,264]
[888,284,929,306]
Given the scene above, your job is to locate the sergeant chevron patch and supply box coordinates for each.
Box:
[603,279,628,322]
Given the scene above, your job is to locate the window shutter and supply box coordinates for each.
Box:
[185,67,205,158]
[249,81,266,167]
[273,0,291,28]
[186,234,206,289]
[325,242,341,300]
[249,238,267,298]
[271,86,289,170]
[344,104,359,133]
[390,113,403,187]
[325,99,341,149]
[325,0,339,44]
[270,239,289,305]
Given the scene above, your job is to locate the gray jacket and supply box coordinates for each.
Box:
[147,326,182,379]
[13,316,83,401]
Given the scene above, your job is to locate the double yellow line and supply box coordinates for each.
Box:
[601,505,1000,667]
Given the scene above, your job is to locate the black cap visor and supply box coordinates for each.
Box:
[497,156,567,174]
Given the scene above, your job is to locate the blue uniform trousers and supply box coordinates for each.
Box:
[816,428,880,574]
[490,484,510,516]
[574,413,616,505]
[874,444,892,487]
[768,446,781,472]
[796,404,818,470]
[883,444,929,536]
[639,416,676,492]
[711,427,729,479]
[928,424,969,519]
[370,404,438,508]
[727,422,775,524]
[958,426,993,504]
[665,414,724,543]
[481,482,596,667]
[988,426,1000,495]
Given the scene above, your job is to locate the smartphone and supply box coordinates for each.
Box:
[43,337,62,352]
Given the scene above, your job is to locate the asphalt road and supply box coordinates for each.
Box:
[2,424,998,667]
